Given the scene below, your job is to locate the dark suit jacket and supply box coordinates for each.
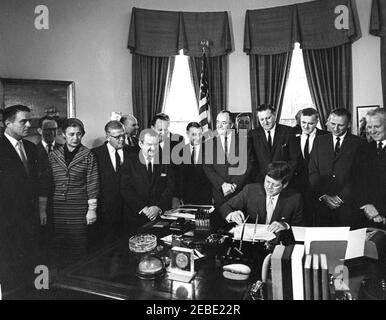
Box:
[219,183,304,226]
[293,129,327,190]
[120,151,175,227]
[0,135,49,277]
[309,133,363,202]
[354,141,386,226]
[203,132,252,207]
[176,143,212,205]
[92,143,131,227]
[249,124,298,182]
[126,135,140,153]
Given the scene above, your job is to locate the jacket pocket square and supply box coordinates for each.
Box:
[161,173,167,177]
[281,143,287,148]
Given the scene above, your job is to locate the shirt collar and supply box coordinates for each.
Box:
[333,131,348,142]
[4,132,20,148]
[264,124,276,135]
[42,140,55,149]
[107,142,121,154]
[302,128,317,138]
[267,193,280,201]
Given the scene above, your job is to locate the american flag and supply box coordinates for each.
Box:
[199,52,211,133]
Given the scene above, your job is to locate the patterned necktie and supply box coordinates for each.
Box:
[17,140,29,175]
[115,150,121,172]
[191,145,196,165]
[334,137,341,156]
[377,141,384,156]
[266,197,275,224]
[304,134,310,160]
[267,130,272,153]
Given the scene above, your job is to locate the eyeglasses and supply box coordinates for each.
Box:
[110,134,126,140]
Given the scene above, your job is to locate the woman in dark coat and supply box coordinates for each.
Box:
[49,118,99,265]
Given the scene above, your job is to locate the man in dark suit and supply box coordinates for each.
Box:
[120,114,140,151]
[203,110,252,209]
[120,128,175,230]
[173,122,212,205]
[0,105,48,291]
[93,121,131,244]
[249,104,298,183]
[354,108,386,228]
[309,108,364,227]
[292,108,327,226]
[35,116,62,246]
[220,162,303,233]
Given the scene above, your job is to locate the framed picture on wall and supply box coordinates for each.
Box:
[356,105,380,136]
[0,78,75,136]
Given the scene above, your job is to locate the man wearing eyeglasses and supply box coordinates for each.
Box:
[92,121,131,245]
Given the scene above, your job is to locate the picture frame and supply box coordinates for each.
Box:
[0,78,75,136]
[356,105,380,134]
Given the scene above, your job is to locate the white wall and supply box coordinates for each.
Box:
[0,0,381,146]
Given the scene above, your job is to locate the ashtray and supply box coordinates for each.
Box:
[136,255,166,280]
[129,234,157,253]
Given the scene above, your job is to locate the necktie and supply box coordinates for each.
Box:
[377,141,384,156]
[147,160,153,181]
[17,140,29,175]
[115,150,121,171]
[47,143,53,153]
[266,197,275,224]
[304,134,310,160]
[191,146,196,165]
[334,137,341,156]
[224,136,228,164]
[267,131,272,153]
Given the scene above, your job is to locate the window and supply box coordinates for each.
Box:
[280,43,315,127]
[163,53,199,141]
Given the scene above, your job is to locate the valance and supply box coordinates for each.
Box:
[244,5,297,55]
[128,7,232,57]
[297,0,361,50]
[244,0,361,55]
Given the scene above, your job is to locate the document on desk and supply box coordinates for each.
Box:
[231,223,276,242]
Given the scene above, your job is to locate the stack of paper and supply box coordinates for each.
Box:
[230,223,276,242]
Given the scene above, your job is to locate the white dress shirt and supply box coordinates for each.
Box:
[4,132,28,161]
[300,129,317,158]
[190,144,201,164]
[107,142,124,172]
[42,140,56,153]
[265,194,279,224]
[220,132,232,153]
[332,131,347,149]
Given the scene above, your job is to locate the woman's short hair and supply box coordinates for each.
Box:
[62,118,85,135]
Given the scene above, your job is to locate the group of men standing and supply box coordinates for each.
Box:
[1,103,385,292]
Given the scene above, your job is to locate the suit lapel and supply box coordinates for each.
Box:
[102,144,116,173]
[270,193,284,224]
[138,152,151,186]
[68,145,89,170]
[257,127,270,154]
[256,193,267,224]
[272,125,281,153]
[2,136,27,173]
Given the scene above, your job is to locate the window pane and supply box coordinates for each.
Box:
[280,43,315,127]
[163,54,199,140]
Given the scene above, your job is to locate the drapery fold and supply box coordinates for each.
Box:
[303,43,353,130]
[249,52,293,127]
[132,54,170,130]
[128,7,232,57]
[370,0,386,106]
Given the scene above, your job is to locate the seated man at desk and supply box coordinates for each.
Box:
[220,161,304,233]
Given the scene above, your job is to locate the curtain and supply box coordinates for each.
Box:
[132,54,170,129]
[189,55,228,129]
[370,0,386,107]
[302,43,353,130]
[249,52,293,127]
